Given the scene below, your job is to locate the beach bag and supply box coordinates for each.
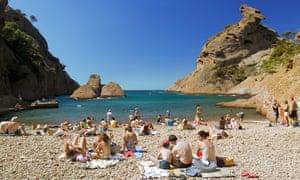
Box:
[216,156,234,167]
[193,159,217,172]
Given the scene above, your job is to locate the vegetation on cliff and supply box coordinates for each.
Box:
[261,39,300,73]
[0,21,44,82]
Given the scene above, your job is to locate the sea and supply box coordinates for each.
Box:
[0,90,266,125]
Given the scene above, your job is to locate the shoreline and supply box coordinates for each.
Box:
[1,120,299,179]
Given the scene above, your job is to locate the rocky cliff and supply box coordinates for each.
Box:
[0,3,79,108]
[167,4,300,121]
[167,5,279,94]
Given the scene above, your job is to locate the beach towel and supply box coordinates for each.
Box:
[83,159,119,169]
[201,168,235,178]
[139,161,169,178]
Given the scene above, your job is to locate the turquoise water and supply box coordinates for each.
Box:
[1,90,265,124]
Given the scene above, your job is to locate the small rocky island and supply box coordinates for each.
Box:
[70,74,125,100]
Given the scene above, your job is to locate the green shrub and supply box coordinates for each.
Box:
[261,39,300,73]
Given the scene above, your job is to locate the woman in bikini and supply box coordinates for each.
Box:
[92,133,112,159]
[122,125,138,152]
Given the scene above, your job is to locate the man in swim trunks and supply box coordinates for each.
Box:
[168,134,192,168]
[289,97,298,127]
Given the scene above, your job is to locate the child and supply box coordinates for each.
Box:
[157,139,173,169]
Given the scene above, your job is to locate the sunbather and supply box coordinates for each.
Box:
[122,125,138,152]
[64,136,88,159]
[157,139,173,169]
[91,133,112,159]
[0,116,27,135]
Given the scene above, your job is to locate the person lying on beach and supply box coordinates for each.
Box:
[208,125,229,140]
[34,124,48,135]
[122,125,138,152]
[0,116,27,135]
[168,134,193,168]
[193,130,217,171]
[157,139,173,169]
[64,135,88,162]
[91,133,112,159]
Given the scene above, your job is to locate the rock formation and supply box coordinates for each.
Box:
[70,75,125,99]
[70,74,101,99]
[101,82,125,98]
[167,4,279,94]
[0,5,79,108]
[167,4,300,121]
[295,30,300,42]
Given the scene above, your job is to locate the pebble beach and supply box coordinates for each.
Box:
[1,120,300,180]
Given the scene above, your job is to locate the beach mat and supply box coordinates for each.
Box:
[139,160,169,178]
[81,159,119,169]
[201,168,235,178]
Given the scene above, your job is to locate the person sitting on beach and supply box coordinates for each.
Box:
[53,120,70,137]
[0,116,27,135]
[91,133,112,159]
[182,118,195,130]
[156,114,163,124]
[76,119,97,136]
[64,135,88,162]
[216,116,226,130]
[157,139,173,169]
[168,134,193,168]
[231,117,242,129]
[140,122,154,135]
[225,114,232,129]
[193,130,217,171]
[122,125,138,152]
[100,118,109,131]
[130,117,140,129]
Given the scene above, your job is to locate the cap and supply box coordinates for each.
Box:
[162,139,169,146]
[11,116,18,121]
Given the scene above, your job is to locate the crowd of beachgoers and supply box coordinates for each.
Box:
[0,102,300,179]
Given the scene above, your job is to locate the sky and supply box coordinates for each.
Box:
[8,0,300,90]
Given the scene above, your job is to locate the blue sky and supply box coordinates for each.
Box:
[9,0,300,90]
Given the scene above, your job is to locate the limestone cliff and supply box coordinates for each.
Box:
[167,5,279,94]
[167,4,300,121]
[0,4,79,108]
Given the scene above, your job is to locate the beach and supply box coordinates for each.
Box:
[1,120,300,179]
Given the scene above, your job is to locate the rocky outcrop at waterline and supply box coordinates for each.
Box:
[70,74,125,99]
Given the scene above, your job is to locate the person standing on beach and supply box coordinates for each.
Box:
[135,107,141,120]
[289,97,298,127]
[282,100,290,126]
[106,109,113,122]
[272,100,280,126]
[194,104,202,125]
